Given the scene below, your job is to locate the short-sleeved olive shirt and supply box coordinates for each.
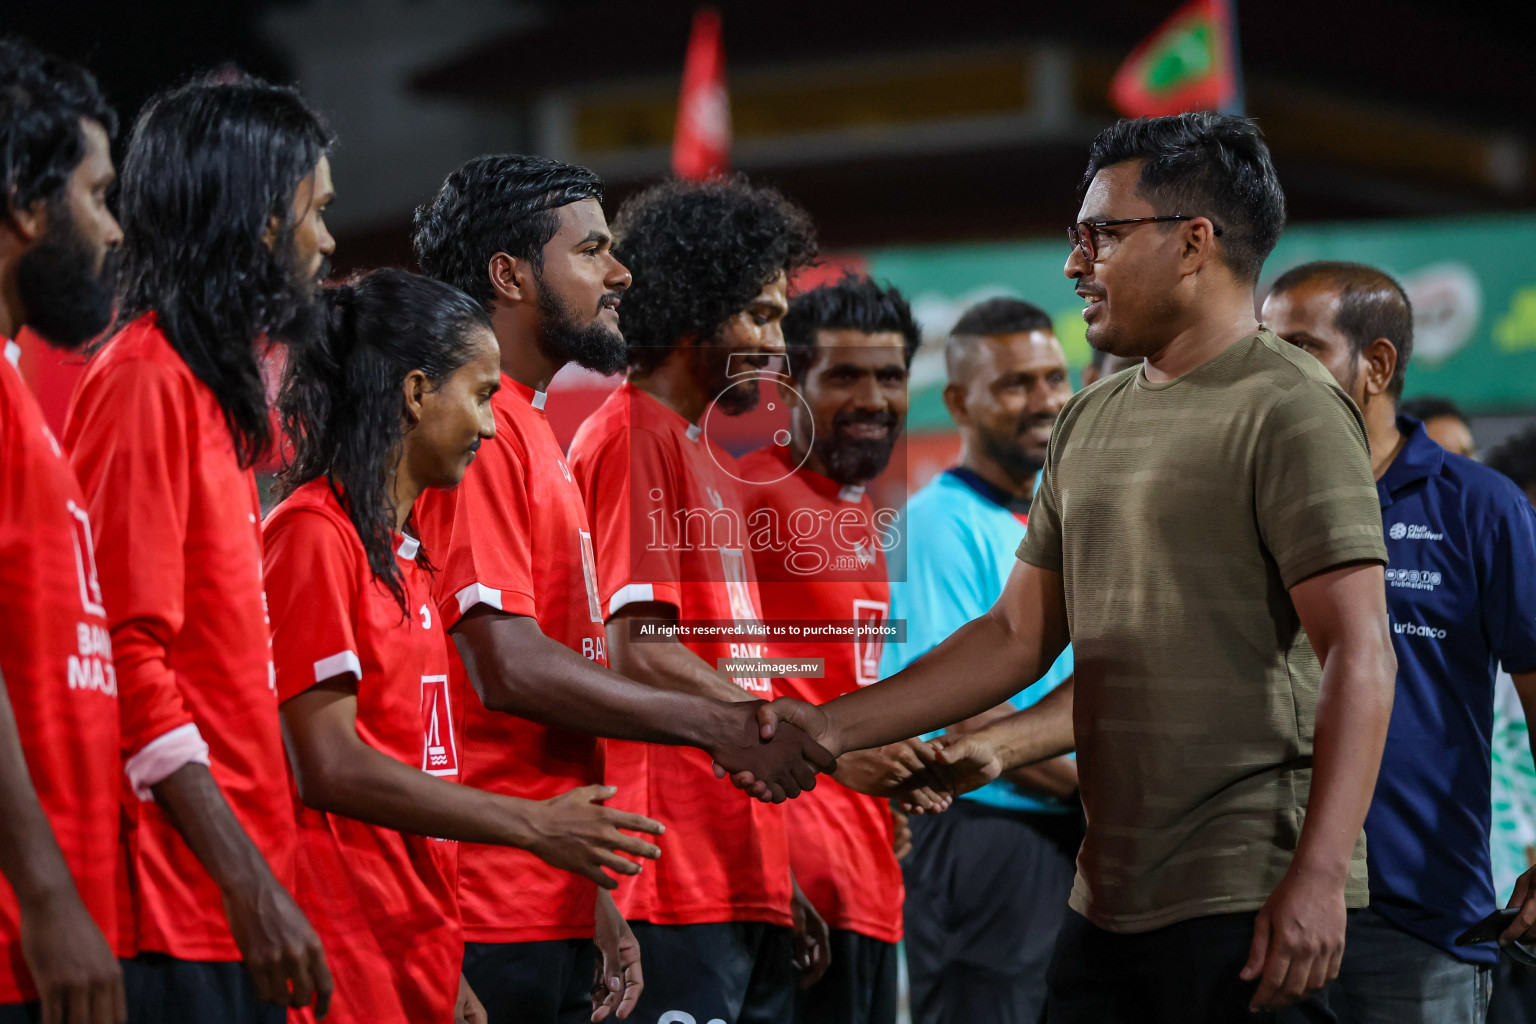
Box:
[1018,328,1387,933]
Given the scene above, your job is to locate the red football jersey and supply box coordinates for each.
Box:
[265,480,461,1024]
[64,313,294,960]
[0,341,121,1001]
[568,381,792,928]
[739,445,902,943]
[414,376,607,942]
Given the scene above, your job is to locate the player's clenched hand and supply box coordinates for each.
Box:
[591,891,643,1021]
[707,699,836,802]
[1241,864,1346,1011]
[524,785,664,890]
[19,889,126,1024]
[790,882,831,988]
[221,871,333,1016]
[455,974,487,1024]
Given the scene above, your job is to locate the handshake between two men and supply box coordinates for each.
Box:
[707,684,1079,809]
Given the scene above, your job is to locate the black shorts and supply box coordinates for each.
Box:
[625,921,794,1024]
[902,800,1083,1024]
[122,952,284,1024]
[0,1003,38,1024]
[462,939,597,1024]
[794,929,897,1024]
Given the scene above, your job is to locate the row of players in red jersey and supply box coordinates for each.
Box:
[1,46,937,1024]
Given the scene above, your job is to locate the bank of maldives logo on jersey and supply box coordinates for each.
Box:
[420,674,459,777]
[853,599,887,687]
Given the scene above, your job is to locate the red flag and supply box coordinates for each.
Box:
[672,7,730,180]
[1110,0,1242,118]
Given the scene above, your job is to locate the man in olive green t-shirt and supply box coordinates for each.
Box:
[725,112,1397,1023]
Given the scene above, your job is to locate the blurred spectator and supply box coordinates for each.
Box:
[1266,262,1536,1024]
[1401,396,1476,457]
[1488,425,1536,1024]
[1487,426,1536,506]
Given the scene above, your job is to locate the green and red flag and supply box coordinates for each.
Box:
[1110,0,1242,118]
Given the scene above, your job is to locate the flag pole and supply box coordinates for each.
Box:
[1222,0,1246,115]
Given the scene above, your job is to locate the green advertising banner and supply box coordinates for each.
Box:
[863,214,1536,431]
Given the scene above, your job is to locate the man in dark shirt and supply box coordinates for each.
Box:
[1266,261,1536,1024]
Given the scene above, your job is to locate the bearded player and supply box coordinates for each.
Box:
[737,275,930,1024]
[0,37,125,1024]
[568,176,830,1024]
[66,74,334,1022]
[412,156,834,1024]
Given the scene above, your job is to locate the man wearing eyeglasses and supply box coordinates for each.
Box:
[728,112,1396,1023]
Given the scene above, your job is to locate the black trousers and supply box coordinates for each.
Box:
[1490,959,1536,1024]
[1047,908,1336,1024]
[624,921,794,1024]
[902,800,1083,1024]
[462,938,598,1024]
[794,929,897,1024]
[121,953,284,1024]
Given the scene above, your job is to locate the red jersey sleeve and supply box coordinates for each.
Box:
[265,507,363,702]
[577,427,682,617]
[66,357,204,788]
[417,427,537,630]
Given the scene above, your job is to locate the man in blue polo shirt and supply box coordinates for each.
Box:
[883,297,1079,1024]
[1264,261,1536,1024]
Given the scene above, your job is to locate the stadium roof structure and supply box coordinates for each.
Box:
[410,0,1536,248]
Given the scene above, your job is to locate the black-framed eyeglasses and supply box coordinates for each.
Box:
[1068,215,1222,262]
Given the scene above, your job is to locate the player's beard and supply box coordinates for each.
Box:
[976,412,1053,480]
[536,281,627,375]
[15,203,118,351]
[269,240,330,352]
[816,408,901,486]
[696,340,764,417]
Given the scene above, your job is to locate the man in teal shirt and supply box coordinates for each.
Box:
[883,297,1079,1024]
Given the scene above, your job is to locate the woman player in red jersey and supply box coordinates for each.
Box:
[263,269,666,1024]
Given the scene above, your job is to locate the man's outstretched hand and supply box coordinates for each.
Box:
[706,699,837,802]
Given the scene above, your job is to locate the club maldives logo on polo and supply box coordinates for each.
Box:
[1388,522,1444,541]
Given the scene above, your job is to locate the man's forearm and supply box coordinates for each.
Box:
[606,633,758,704]
[826,605,1061,754]
[1291,643,1394,881]
[151,763,280,894]
[0,682,82,910]
[977,683,1077,774]
[288,724,543,847]
[452,612,738,749]
[1003,756,1079,800]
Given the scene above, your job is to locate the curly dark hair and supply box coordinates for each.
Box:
[782,274,920,381]
[276,269,492,615]
[115,70,333,468]
[612,174,817,372]
[412,153,604,311]
[1086,112,1286,283]
[0,37,116,212]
